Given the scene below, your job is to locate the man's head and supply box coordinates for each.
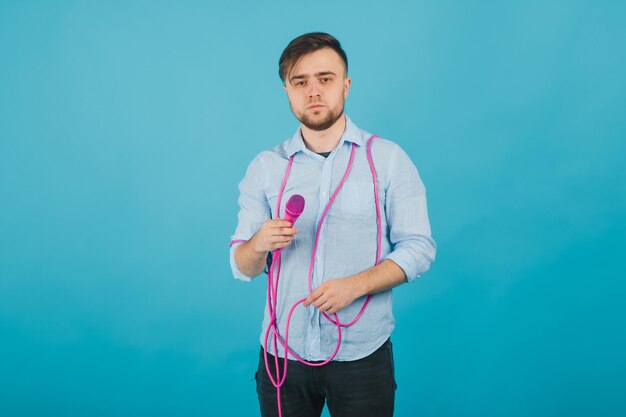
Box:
[279,33,351,131]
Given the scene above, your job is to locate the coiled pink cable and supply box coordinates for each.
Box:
[231,135,381,417]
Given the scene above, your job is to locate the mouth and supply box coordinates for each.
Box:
[307,104,325,110]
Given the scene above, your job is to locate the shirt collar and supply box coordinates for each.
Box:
[285,115,364,157]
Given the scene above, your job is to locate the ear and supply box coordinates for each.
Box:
[343,77,352,99]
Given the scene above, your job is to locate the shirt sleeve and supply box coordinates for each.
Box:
[383,145,437,282]
[229,154,271,281]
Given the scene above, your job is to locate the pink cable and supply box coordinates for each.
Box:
[234,136,381,417]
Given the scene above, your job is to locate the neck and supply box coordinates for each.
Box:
[301,115,346,153]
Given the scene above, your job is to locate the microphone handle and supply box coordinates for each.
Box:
[284,213,299,225]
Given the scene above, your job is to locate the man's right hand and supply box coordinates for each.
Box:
[250,219,299,253]
[234,219,299,278]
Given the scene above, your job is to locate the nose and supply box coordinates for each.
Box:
[307,80,322,99]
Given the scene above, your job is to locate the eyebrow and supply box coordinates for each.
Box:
[289,71,337,83]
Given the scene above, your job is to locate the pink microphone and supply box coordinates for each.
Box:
[284,194,305,225]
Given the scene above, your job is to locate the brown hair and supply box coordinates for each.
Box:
[278,32,348,84]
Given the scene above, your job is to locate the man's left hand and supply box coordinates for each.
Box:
[303,276,364,315]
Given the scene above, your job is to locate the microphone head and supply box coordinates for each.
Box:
[285,194,305,221]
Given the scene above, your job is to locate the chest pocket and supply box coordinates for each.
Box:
[334,179,377,219]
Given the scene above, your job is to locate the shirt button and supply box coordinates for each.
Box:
[311,319,315,326]
[315,255,320,262]
[321,191,327,197]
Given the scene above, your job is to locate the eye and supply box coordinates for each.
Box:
[321,77,332,83]
[295,80,306,87]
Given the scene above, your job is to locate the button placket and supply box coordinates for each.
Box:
[312,154,333,288]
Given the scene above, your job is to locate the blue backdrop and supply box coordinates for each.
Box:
[1,1,624,416]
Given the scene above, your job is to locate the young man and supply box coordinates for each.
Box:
[229,32,436,417]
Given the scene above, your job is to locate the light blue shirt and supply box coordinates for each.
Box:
[230,116,436,361]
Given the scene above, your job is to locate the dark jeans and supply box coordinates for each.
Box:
[255,339,397,417]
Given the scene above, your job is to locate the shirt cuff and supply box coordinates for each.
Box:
[384,241,435,283]
[229,241,255,282]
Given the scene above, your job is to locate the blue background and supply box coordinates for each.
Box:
[1,1,625,416]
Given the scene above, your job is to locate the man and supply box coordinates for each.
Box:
[229,32,436,417]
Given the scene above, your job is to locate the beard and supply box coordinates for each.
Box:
[296,102,345,131]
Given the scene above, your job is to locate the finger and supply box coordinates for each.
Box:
[313,295,329,309]
[304,295,313,307]
[277,227,299,236]
[270,220,293,228]
[325,297,345,315]
[304,289,323,307]
[317,300,332,312]
[270,235,293,243]
[272,240,293,250]
[268,229,297,239]
[268,234,292,244]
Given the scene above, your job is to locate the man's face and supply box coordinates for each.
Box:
[284,48,351,131]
